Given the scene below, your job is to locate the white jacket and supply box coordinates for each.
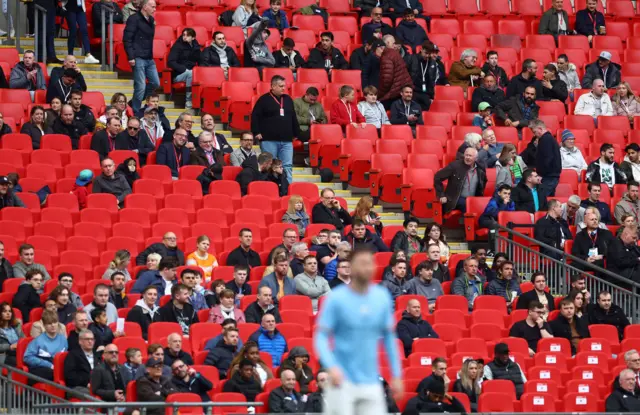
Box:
[554,63,581,91]
[560,146,588,173]
[574,92,614,118]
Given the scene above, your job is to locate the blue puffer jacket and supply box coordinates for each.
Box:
[485,277,522,303]
[248,327,288,366]
[480,196,515,222]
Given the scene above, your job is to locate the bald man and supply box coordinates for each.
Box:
[435,146,487,213]
[136,232,185,265]
[163,333,194,367]
[269,369,303,413]
[50,55,87,92]
[396,299,439,357]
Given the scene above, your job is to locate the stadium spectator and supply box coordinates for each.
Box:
[425,244,449,283]
[184,236,218,281]
[0,175,24,210]
[549,298,590,355]
[70,169,92,210]
[329,258,352,289]
[567,288,588,318]
[50,286,76,325]
[512,169,548,213]
[46,68,80,104]
[541,64,569,102]
[90,343,127,401]
[136,356,178,415]
[580,182,614,224]
[12,269,44,323]
[232,0,259,31]
[124,0,159,112]
[12,244,50,281]
[249,313,287,367]
[560,130,588,173]
[516,272,554,317]
[456,132,489,167]
[390,217,425,259]
[69,90,96,133]
[227,341,274,386]
[483,129,504,168]
[448,49,482,92]
[269,369,303,412]
[200,114,232,154]
[20,106,53,150]
[555,54,581,96]
[229,133,256,168]
[331,85,366,130]
[406,376,466,414]
[378,34,413,106]
[575,79,615,122]
[606,369,640,412]
[612,82,640,121]
[204,326,240,379]
[244,18,275,71]
[274,38,305,77]
[571,208,614,269]
[190,132,223,167]
[168,28,200,109]
[107,271,128,310]
[50,55,87,93]
[52,104,89,149]
[280,347,314,394]
[496,86,540,134]
[621,350,640,391]
[381,259,410,301]
[236,151,273,196]
[396,298,439,356]
[91,157,131,208]
[344,220,388,253]
[115,156,139,190]
[382,251,412,282]
[312,189,352,232]
[509,300,553,355]
[157,127,191,178]
[575,0,606,42]
[9,50,45,94]
[589,290,630,342]
[534,199,573,259]
[159,284,198,336]
[24,310,67,381]
[472,102,493,131]
[484,343,527,398]
[0,303,24,367]
[396,9,428,52]
[263,0,288,31]
[226,228,262,269]
[359,40,383,88]
[361,7,393,43]
[67,310,99,352]
[170,359,212,402]
[208,289,246,324]
[136,233,185,266]
[293,87,326,143]
[0,242,12,284]
[199,33,239,78]
[294,255,330,312]
[486,261,521,308]
[31,300,66,339]
[224,358,264,400]
[479,184,515,233]
[225,265,251,299]
[288,242,309,277]
[621,143,640,182]
[163,333,193,367]
[506,59,543,99]
[126,286,160,341]
[91,116,122,161]
[196,163,223,195]
[259,255,295,305]
[83,284,118,324]
[539,0,572,40]
[307,31,348,75]
[482,51,509,89]
[435,147,487,213]
[615,181,640,224]
[63,329,99,395]
[178,269,207,312]
[451,257,484,311]
[389,85,423,135]
[281,196,310,238]
[416,357,449,395]
[607,227,640,284]
[472,76,505,115]
[162,113,196,149]
[452,359,481,412]
[304,370,328,412]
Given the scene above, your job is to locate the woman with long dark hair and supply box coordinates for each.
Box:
[0,302,24,366]
[49,285,77,325]
[228,341,274,386]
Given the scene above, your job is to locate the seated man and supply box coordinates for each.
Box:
[360,7,394,43]
[534,199,573,260]
[200,31,241,74]
[136,232,185,266]
[416,357,450,395]
[164,333,194,367]
[506,59,543,99]
[395,9,428,52]
[389,85,424,135]
[230,132,257,167]
[472,76,505,113]
[12,244,50,281]
[83,283,119,324]
[508,301,553,356]
[381,259,411,301]
[311,188,352,233]
[236,152,273,196]
[580,183,614,224]
[189,132,224,168]
[451,257,485,311]
[91,158,131,209]
[136,357,178,415]
[575,79,614,122]
[306,32,348,75]
[222,358,263,401]
[273,38,305,75]
[268,369,303,413]
[425,244,449,283]
[52,104,88,149]
[586,144,628,194]
[289,242,309,277]
[556,54,582,96]
[481,51,509,90]
[582,51,621,90]
[126,286,161,340]
[454,246,495,281]
[226,229,261,269]
[90,343,127,402]
[294,255,330,313]
[615,181,640,225]
[157,128,191,179]
[512,169,549,214]
[244,286,282,324]
[406,262,444,311]
[607,226,640,283]
[171,358,213,401]
[63,329,100,396]
[390,217,425,260]
[9,50,45,95]
[259,255,296,305]
[293,87,327,143]
[562,195,586,226]
[485,261,522,310]
[606,369,640,412]
[344,220,389,253]
[588,290,630,341]
[396,299,439,357]
[24,310,68,381]
[225,265,252,300]
[483,343,527,398]
[91,116,123,161]
[479,184,515,232]
[69,91,96,132]
[248,314,288,367]
[12,269,44,323]
[204,327,239,379]
[435,147,487,214]
[515,272,555,319]
[549,298,590,355]
[159,284,199,336]
[495,86,540,133]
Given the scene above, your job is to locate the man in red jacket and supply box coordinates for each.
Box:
[378,34,413,109]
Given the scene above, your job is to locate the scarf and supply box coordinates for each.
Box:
[212,44,229,67]
[220,305,235,319]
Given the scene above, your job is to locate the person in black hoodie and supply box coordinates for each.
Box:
[361,40,384,89]
[404,376,467,415]
[541,64,568,102]
[158,284,198,336]
[395,9,428,53]
[482,51,509,89]
[344,220,389,253]
[396,299,439,357]
[126,286,161,340]
[306,32,348,75]
[12,269,43,323]
[115,116,155,165]
[267,159,289,197]
[273,38,305,73]
[548,298,590,356]
[506,59,544,99]
[196,163,224,196]
[409,41,447,111]
[116,157,140,190]
[91,116,122,161]
[236,152,273,196]
[168,28,201,109]
[204,327,239,379]
[280,346,314,394]
[171,358,213,401]
[223,358,263,401]
[69,90,96,132]
[52,104,89,149]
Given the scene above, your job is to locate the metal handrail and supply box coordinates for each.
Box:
[33,3,46,63]
[35,401,264,415]
[100,6,114,71]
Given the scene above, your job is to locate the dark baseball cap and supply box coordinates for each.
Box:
[146,357,164,367]
[494,342,510,355]
[426,377,445,395]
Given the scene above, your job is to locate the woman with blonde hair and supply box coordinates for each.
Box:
[186,235,218,282]
[103,250,132,281]
[453,359,481,411]
[282,195,310,237]
[232,0,259,33]
[352,195,383,236]
[612,81,640,121]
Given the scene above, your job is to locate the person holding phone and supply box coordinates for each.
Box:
[311,188,353,233]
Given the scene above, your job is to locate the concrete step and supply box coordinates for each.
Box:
[86,79,134,87]
[2,37,71,48]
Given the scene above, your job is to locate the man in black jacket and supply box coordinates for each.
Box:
[251,75,299,184]
[236,152,273,196]
[306,32,348,75]
[606,369,640,412]
[268,369,303,413]
[311,188,352,233]
[164,333,194,367]
[530,118,562,197]
[273,38,305,73]
[512,169,548,214]
[581,183,614,224]
[159,284,198,336]
[582,51,621,89]
[136,232,185,265]
[588,290,630,341]
[549,298,590,355]
[222,358,263,401]
[136,357,178,415]
[200,31,241,75]
[204,327,239,379]
[409,41,447,111]
[482,51,509,89]
[506,59,544,99]
[390,85,424,135]
[123,0,159,112]
[49,55,87,95]
[515,272,555,315]
[168,28,201,109]
[396,299,439,357]
[361,40,384,89]
[471,74,505,112]
[69,90,96,133]
[226,229,262,268]
[607,227,640,284]
[90,343,127,402]
[534,199,572,260]
[496,87,540,136]
[435,147,487,213]
[52,104,88,149]
[344,220,389,253]
[46,67,80,104]
[135,94,171,134]
[541,64,569,102]
[126,286,161,340]
[91,116,122,161]
[361,7,394,43]
[171,359,213,401]
[390,217,425,259]
[571,209,614,270]
[245,286,283,324]
[114,116,155,166]
[12,269,43,323]
[63,329,100,395]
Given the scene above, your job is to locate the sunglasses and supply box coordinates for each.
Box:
[128,126,139,131]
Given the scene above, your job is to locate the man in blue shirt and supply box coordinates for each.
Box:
[315,247,403,415]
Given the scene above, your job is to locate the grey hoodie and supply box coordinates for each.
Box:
[405,277,444,305]
[247,19,275,67]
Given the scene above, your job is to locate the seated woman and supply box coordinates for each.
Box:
[186,235,219,282]
[352,195,383,236]
[425,223,450,263]
[0,302,25,367]
[45,97,63,130]
[281,195,310,237]
[228,341,274,386]
[612,82,640,124]
[357,85,390,131]
[30,299,67,338]
[20,106,52,150]
[453,359,481,412]
[102,249,132,281]
[208,289,246,324]
[330,85,366,131]
[49,286,77,326]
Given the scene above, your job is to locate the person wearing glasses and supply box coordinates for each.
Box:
[136,234,184,266]
[157,127,191,179]
[190,131,224,167]
[114,116,155,166]
[90,343,128,402]
[448,49,482,93]
[312,188,353,233]
[230,132,257,167]
[508,300,553,357]
[63,329,99,396]
[360,7,393,44]
[163,111,197,147]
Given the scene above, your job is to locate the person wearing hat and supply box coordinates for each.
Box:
[360,7,394,44]
[135,93,170,133]
[0,175,24,210]
[396,9,428,53]
[560,129,588,173]
[280,346,314,394]
[481,51,509,90]
[483,342,527,398]
[472,102,493,131]
[135,357,178,415]
[582,50,621,90]
[575,0,606,42]
[408,40,447,111]
[140,105,164,148]
[244,18,276,71]
[403,376,467,415]
[71,169,94,210]
[46,67,79,104]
